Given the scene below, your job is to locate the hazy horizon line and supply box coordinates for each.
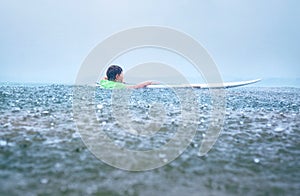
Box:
[0,77,299,87]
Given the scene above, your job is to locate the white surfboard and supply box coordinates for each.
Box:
[147,79,261,89]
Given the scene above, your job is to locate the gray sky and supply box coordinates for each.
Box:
[0,0,299,84]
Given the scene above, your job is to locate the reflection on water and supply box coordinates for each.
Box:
[0,84,299,195]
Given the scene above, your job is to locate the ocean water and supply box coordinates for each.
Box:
[0,84,299,195]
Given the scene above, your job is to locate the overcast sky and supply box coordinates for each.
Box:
[0,0,299,84]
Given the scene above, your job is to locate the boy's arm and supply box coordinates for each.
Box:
[126,81,154,89]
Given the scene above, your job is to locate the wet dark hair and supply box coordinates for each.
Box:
[106,65,123,81]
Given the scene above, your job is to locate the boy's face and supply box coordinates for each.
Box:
[115,72,124,82]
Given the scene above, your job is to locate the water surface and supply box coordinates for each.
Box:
[0,84,299,195]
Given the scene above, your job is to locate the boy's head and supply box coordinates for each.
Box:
[106,65,124,82]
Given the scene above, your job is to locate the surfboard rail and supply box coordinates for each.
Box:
[147,79,261,89]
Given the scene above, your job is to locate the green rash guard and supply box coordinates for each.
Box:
[99,79,126,89]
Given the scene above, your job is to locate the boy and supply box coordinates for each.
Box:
[99,65,154,89]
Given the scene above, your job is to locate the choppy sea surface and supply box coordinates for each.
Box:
[0,84,299,196]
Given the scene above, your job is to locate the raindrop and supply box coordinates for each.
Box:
[40,178,49,184]
[97,104,103,109]
[274,127,284,132]
[41,111,50,115]
[158,153,166,158]
[0,140,7,146]
[163,158,168,163]
[55,163,62,169]
[253,158,260,163]
[72,132,81,138]
[191,142,198,148]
